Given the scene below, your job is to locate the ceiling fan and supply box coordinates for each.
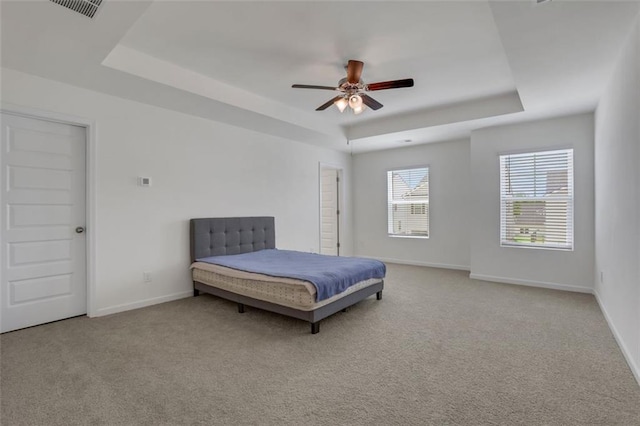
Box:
[292,60,414,114]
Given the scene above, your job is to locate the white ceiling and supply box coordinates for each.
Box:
[1,0,639,153]
[119,1,516,124]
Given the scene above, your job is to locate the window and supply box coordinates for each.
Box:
[499,149,574,250]
[387,167,429,238]
[410,204,426,215]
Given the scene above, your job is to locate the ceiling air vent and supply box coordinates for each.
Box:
[49,0,103,19]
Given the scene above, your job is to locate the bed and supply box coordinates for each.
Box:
[190,216,384,334]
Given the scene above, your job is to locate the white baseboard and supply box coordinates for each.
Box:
[469,273,593,294]
[593,290,640,386]
[360,256,470,271]
[92,290,193,317]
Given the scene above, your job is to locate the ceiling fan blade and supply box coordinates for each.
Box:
[367,78,414,91]
[346,60,364,84]
[316,96,343,111]
[292,84,338,90]
[361,94,383,110]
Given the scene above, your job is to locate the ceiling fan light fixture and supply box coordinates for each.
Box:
[293,59,413,114]
[335,97,349,113]
[349,94,363,109]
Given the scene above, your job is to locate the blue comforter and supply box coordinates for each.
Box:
[197,249,386,302]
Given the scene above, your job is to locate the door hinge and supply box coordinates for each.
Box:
[337,242,341,248]
[336,176,340,183]
[336,209,340,215]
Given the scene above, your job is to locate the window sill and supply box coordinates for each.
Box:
[500,242,573,252]
[388,234,429,240]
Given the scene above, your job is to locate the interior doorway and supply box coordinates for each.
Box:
[0,112,88,333]
[319,164,342,256]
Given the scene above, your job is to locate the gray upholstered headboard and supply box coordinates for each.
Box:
[190,217,276,262]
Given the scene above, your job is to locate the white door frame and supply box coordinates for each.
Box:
[318,162,344,255]
[1,102,97,318]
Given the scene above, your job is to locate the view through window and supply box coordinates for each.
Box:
[499,149,574,250]
[387,167,429,238]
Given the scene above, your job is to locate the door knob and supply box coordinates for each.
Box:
[75,226,85,234]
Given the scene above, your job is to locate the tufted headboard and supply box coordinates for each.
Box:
[190,217,276,262]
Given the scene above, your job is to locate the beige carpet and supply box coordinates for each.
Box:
[1,263,639,425]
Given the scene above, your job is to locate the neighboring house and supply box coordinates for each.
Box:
[508,169,569,244]
[390,172,429,236]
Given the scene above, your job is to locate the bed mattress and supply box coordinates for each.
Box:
[191,262,381,311]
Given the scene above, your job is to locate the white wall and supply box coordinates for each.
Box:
[469,114,595,292]
[353,139,470,269]
[594,19,640,383]
[1,68,352,315]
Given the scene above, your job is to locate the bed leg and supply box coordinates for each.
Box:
[376,291,382,300]
[193,288,200,297]
[237,303,245,314]
[341,307,349,313]
[311,322,320,334]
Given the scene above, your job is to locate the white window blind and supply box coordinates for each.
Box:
[499,149,574,250]
[387,167,429,238]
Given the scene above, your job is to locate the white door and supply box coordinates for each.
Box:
[1,113,87,333]
[320,167,340,256]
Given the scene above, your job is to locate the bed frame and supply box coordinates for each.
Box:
[190,217,383,334]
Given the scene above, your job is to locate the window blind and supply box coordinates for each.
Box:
[499,149,573,250]
[387,167,429,237]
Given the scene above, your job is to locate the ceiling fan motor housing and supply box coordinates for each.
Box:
[338,77,364,94]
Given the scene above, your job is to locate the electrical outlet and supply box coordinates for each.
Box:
[143,271,152,283]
